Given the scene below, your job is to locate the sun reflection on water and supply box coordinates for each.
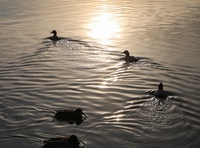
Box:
[87,10,122,45]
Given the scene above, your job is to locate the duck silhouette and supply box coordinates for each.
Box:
[122,50,138,62]
[154,83,168,98]
[46,30,65,42]
[43,135,81,148]
[54,108,86,125]
[50,30,60,41]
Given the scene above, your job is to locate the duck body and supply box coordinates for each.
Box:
[43,135,81,148]
[54,108,86,124]
[123,50,138,62]
[46,30,62,42]
[154,83,168,99]
[154,90,168,98]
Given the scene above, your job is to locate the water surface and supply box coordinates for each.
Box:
[0,0,200,148]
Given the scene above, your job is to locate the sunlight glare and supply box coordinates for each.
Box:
[97,75,118,89]
[88,12,121,45]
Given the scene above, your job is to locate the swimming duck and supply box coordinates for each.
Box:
[154,83,168,98]
[54,108,86,124]
[46,30,61,42]
[43,135,81,148]
[122,50,138,62]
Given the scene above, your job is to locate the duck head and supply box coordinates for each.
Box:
[123,50,130,57]
[69,135,79,143]
[75,108,86,116]
[51,30,57,36]
[158,83,163,90]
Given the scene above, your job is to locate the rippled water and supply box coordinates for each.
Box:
[0,0,200,148]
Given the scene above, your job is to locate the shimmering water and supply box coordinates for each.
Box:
[0,0,200,148]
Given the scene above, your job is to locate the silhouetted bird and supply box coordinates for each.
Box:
[154,83,168,98]
[122,50,138,62]
[54,108,86,125]
[43,135,81,148]
[46,30,66,42]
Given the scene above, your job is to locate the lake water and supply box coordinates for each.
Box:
[0,0,200,148]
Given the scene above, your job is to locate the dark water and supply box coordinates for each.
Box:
[0,0,200,148]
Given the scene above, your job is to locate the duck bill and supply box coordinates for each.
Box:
[81,112,87,116]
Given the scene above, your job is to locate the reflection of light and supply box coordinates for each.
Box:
[97,75,118,89]
[116,118,120,121]
[98,81,108,89]
[88,12,121,45]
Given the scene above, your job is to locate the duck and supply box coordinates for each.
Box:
[54,108,86,125]
[154,83,168,98]
[46,30,61,42]
[122,50,138,62]
[43,135,81,148]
